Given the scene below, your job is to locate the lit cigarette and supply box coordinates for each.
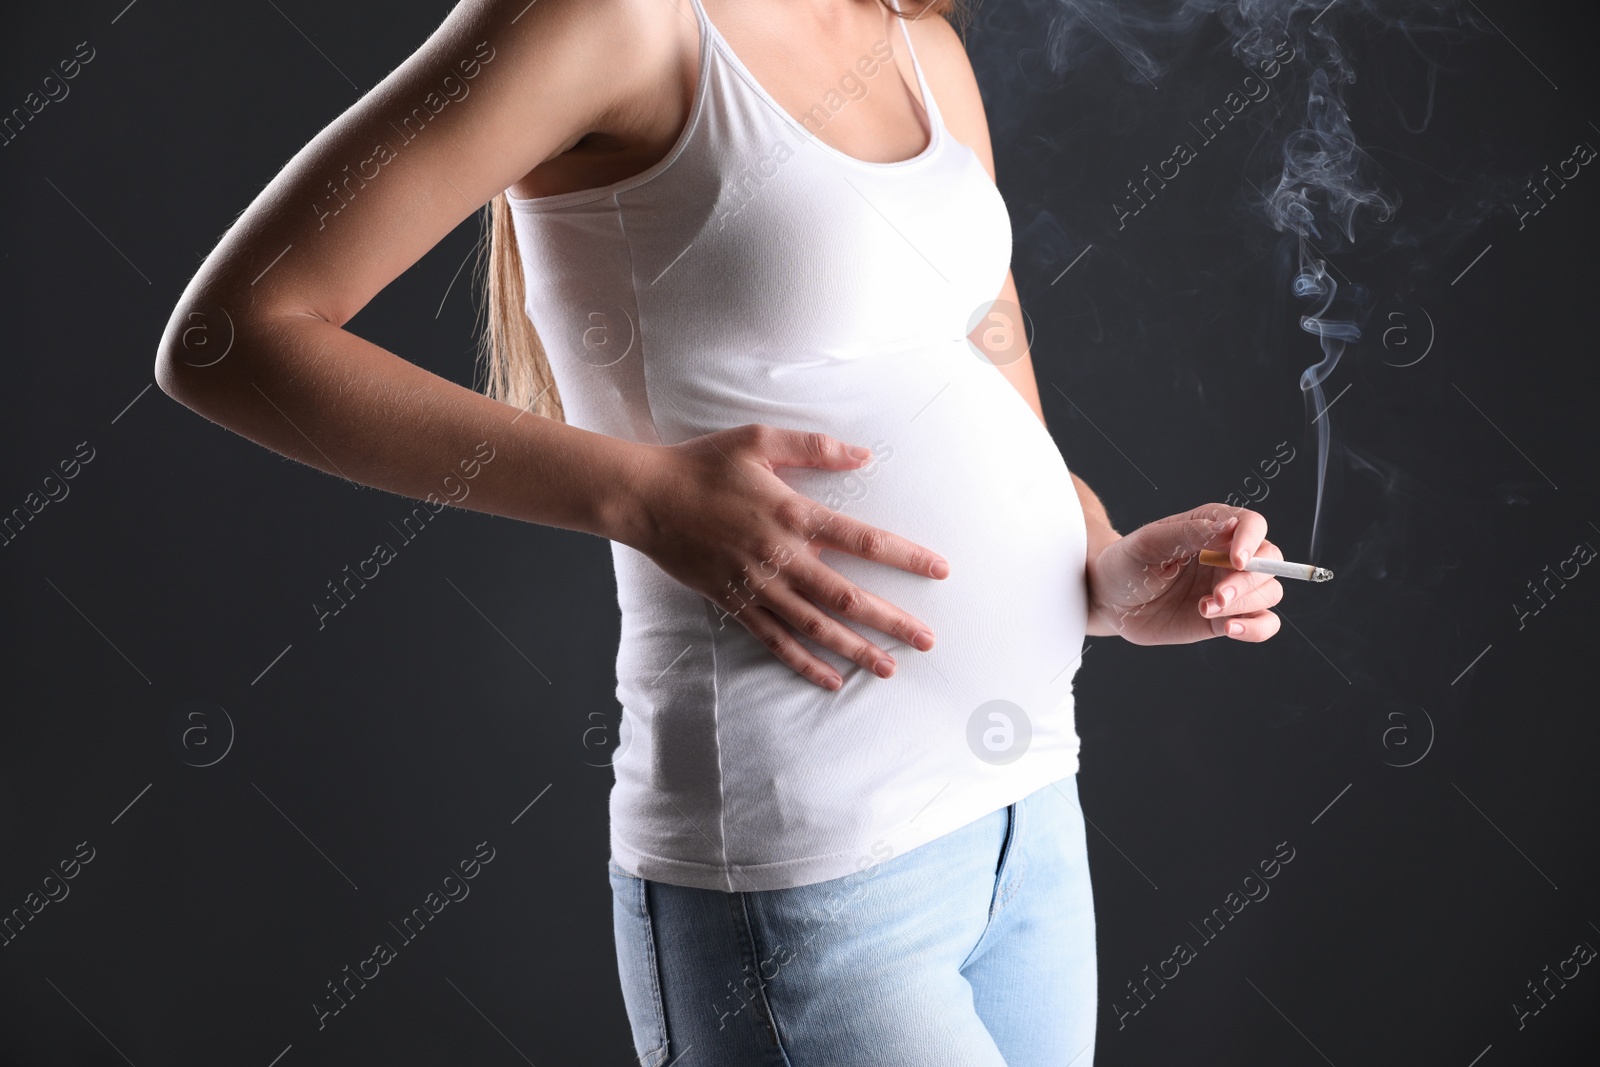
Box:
[1197,549,1334,582]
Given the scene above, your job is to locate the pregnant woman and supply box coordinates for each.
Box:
[155,0,1285,1062]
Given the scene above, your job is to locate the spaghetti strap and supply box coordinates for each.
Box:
[888,0,941,125]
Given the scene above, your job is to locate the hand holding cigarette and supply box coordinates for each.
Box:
[1085,505,1290,645]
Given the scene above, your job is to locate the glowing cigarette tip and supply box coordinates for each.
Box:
[1197,549,1334,582]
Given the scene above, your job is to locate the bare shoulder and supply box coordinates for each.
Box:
[501,0,692,118]
[479,0,689,138]
[900,6,998,181]
[506,0,701,198]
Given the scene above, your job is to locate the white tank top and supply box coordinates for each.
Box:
[506,0,1088,892]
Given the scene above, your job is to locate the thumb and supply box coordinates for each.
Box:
[758,427,875,471]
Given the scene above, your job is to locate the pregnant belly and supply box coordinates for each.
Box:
[763,344,1089,684]
[628,338,1091,841]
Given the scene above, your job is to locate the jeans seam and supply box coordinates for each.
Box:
[732,892,794,1065]
[636,877,671,1067]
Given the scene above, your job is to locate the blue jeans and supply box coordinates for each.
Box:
[608,775,1097,1065]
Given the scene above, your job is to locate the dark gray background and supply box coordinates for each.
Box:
[2,1,1595,1064]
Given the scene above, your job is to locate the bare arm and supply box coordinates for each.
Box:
[156,0,951,689]
[909,14,1124,635]
[154,0,677,544]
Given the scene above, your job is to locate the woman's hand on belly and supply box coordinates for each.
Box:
[1085,503,1285,645]
[613,423,950,690]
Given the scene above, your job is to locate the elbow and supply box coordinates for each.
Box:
[154,295,274,411]
[153,350,201,411]
[155,290,334,420]
[155,298,230,404]
[153,334,186,400]
[154,346,226,419]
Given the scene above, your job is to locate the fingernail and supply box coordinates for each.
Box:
[912,630,934,651]
[874,658,895,678]
[1227,621,1244,636]
[1201,598,1220,616]
[1212,516,1238,533]
[1218,585,1235,607]
[931,559,950,579]
[825,673,843,690]
[848,445,872,460]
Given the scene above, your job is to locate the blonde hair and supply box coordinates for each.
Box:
[473,0,970,423]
